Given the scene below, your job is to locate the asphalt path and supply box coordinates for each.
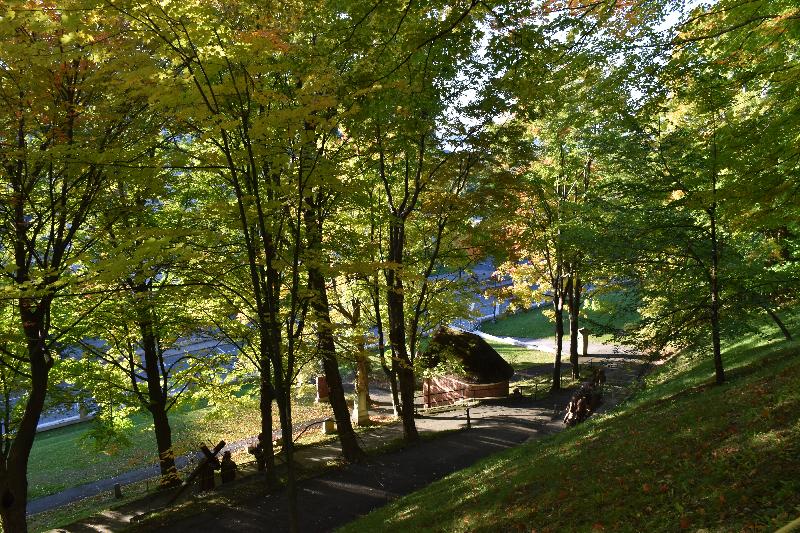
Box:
[55,347,647,532]
[135,396,569,533]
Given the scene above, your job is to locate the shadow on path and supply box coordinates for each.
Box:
[136,422,550,533]
[51,342,645,533]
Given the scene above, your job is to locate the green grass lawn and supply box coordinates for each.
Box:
[489,342,553,369]
[480,291,640,342]
[340,325,800,532]
[28,384,332,500]
[480,308,558,339]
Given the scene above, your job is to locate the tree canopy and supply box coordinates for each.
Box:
[1,0,798,530]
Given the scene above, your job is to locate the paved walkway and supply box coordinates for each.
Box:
[58,394,571,533]
[47,342,647,533]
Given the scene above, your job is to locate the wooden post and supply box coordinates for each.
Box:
[321,418,335,435]
[353,353,370,426]
[579,328,589,357]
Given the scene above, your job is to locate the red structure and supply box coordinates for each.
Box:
[423,375,509,407]
[315,375,329,402]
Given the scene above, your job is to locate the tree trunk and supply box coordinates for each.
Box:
[552,294,564,392]
[352,301,371,411]
[304,198,364,462]
[258,357,277,483]
[709,156,724,385]
[396,363,418,439]
[372,279,400,417]
[354,350,370,426]
[274,389,297,533]
[313,288,364,461]
[710,250,723,383]
[0,466,29,533]
[386,221,419,442]
[320,353,364,461]
[135,291,179,488]
[150,406,178,487]
[387,372,401,418]
[567,274,581,380]
[352,306,370,426]
[764,306,793,341]
[1,302,52,532]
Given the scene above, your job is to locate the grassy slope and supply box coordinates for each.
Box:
[480,292,639,342]
[341,332,800,532]
[490,343,554,369]
[479,308,560,339]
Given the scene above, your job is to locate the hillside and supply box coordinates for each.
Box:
[340,333,800,532]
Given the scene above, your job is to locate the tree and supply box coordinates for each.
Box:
[568,0,800,384]
[0,4,162,528]
[65,233,221,488]
[477,0,648,387]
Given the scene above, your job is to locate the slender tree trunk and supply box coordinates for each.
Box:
[150,407,178,487]
[552,293,564,392]
[0,456,30,529]
[258,351,277,483]
[270,319,296,533]
[709,220,724,384]
[387,289,418,441]
[372,278,400,416]
[709,140,724,385]
[135,294,179,487]
[0,461,29,533]
[368,187,400,416]
[567,273,581,380]
[386,367,401,418]
[304,198,364,462]
[320,352,364,460]
[355,354,370,407]
[274,387,297,533]
[353,302,371,425]
[386,222,419,442]
[764,306,793,341]
[352,298,371,409]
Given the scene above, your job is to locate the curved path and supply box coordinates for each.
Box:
[56,339,648,532]
[92,395,571,533]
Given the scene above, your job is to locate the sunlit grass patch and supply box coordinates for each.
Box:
[480,291,640,342]
[489,342,553,367]
[28,384,333,500]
